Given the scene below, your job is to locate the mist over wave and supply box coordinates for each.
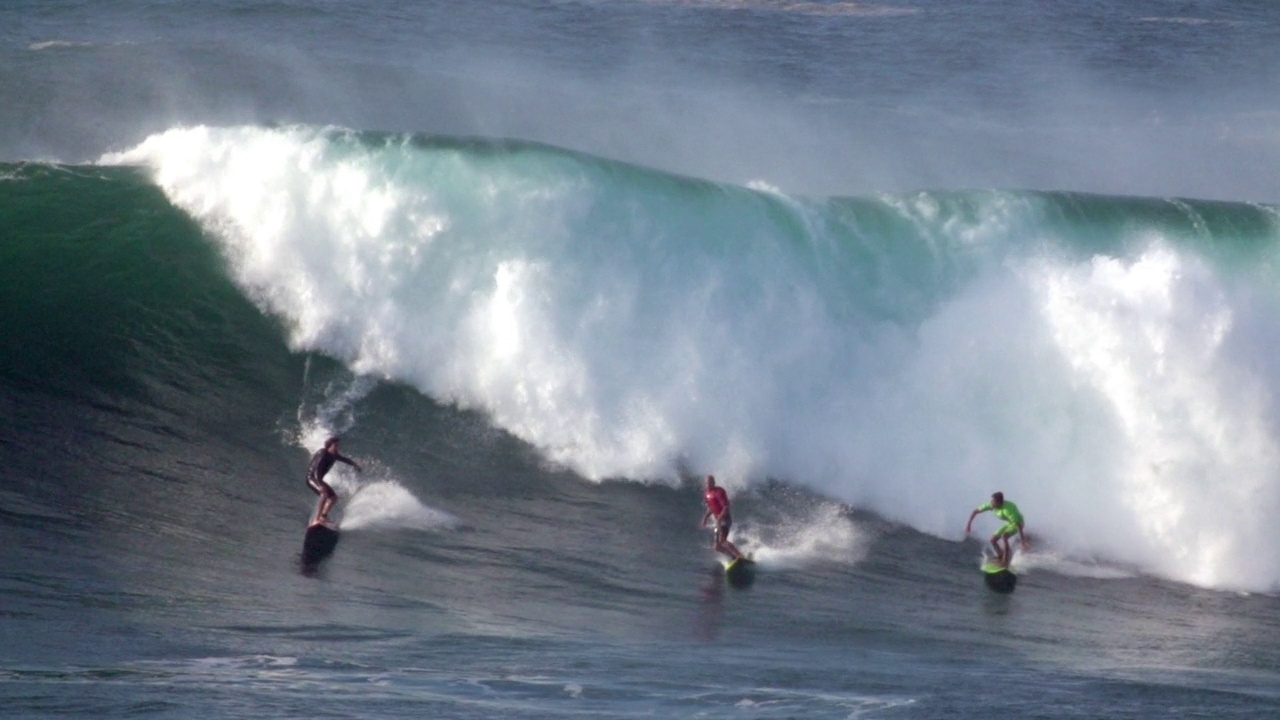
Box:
[103,124,1280,591]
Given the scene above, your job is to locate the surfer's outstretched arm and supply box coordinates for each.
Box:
[965,507,985,535]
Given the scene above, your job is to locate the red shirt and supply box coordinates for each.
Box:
[705,487,729,516]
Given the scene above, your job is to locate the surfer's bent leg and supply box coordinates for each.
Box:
[716,517,744,560]
[308,475,337,522]
[995,523,1018,565]
[319,485,337,521]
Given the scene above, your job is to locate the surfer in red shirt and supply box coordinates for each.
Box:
[701,475,745,561]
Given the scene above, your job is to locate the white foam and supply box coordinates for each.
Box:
[29,40,96,51]
[1025,243,1280,589]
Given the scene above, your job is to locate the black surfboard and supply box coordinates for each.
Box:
[301,522,340,568]
[724,557,756,589]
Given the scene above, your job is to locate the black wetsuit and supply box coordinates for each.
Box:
[307,448,357,494]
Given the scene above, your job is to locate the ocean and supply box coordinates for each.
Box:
[3,1,1280,717]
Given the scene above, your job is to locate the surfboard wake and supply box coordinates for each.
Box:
[333,478,458,532]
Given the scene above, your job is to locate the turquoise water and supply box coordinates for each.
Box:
[4,1,1280,717]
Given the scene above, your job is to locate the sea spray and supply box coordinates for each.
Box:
[736,502,870,568]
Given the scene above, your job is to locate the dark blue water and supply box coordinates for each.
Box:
[3,2,1280,717]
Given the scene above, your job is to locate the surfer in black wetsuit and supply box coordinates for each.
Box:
[308,436,362,526]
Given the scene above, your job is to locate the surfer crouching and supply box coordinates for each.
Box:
[307,436,362,526]
[966,491,1027,567]
[701,475,745,561]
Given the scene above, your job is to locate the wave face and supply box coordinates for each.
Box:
[88,124,1280,592]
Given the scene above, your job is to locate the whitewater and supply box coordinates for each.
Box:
[103,124,1280,591]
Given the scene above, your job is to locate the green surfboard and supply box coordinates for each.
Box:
[981,562,1017,593]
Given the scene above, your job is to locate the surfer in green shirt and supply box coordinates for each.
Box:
[966,491,1028,567]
